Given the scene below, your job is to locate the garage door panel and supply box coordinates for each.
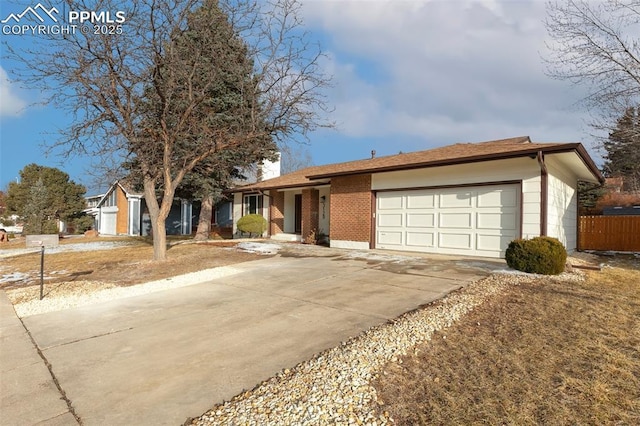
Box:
[477,189,517,208]
[439,212,472,228]
[440,192,472,208]
[378,213,403,227]
[439,232,472,250]
[377,231,403,245]
[406,194,435,209]
[376,184,520,258]
[477,233,516,253]
[406,232,434,247]
[477,212,517,230]
[378,195,403,210]
[407,213,435,228]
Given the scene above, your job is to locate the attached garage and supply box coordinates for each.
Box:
[375,184,520,257]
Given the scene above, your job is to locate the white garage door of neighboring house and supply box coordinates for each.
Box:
[375,184,520,258]
[100,211,117,235]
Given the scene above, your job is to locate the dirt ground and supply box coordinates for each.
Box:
[0,236,268,299]
[373,256,640,425]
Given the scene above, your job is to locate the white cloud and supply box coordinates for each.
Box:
[302,0,593,147]
[0,66,27,117]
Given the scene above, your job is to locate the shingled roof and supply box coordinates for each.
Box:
[236,136,602,191]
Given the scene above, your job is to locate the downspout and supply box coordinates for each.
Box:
[537,151,548,237]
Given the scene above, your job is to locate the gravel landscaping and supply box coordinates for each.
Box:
[188,269,587,426]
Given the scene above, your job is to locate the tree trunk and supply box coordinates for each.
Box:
[143,178,170,261]
[194,194,213,241]
[152,215,168,260]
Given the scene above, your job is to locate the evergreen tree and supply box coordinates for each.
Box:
[603,107,640,192]
[6,164,87,234]
[577,181,605,215]
[22,178,58,234]
[133,0,278,244]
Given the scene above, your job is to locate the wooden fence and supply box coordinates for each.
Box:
[579,215,640,252]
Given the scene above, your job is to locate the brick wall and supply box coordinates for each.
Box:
[115,186,128,234]
[301,188,319,239]
[330,174,372,243]
[269,191,285,235]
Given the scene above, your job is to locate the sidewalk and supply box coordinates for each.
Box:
[0,291,77,425]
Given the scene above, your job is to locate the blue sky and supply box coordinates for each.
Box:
[1,0,599,194]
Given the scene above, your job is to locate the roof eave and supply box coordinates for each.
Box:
[306,144,597,180]
[573,144,605,184]
[231,180,329,193]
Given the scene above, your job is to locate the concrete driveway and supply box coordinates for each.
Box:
[20,250,502,425]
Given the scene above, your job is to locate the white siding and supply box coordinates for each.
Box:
[545,156,578,251]
[283,190,300,233]
[232,193,243,236]
[262,194,270,237]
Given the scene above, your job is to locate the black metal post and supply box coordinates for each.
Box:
[40,245,44,300]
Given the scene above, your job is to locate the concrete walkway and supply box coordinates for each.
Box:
[0,291,78,425]
[2,253,502,425]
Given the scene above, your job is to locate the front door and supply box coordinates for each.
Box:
[294,194,302,234]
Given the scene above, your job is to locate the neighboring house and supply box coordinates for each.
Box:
[85,181,193,236]
[230,137,604,258]
[210,155,282,238]
[595,176,640,214]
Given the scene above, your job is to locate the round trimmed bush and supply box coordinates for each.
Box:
[237,214,267,236]
[505,236,567,275]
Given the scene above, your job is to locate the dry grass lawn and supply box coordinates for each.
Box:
[373,257,640,425]
[0,236,265,299]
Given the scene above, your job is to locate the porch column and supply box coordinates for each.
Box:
[301,188,319,239]
[270,191,285,236]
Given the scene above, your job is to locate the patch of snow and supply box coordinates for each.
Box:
[46,241,131,253]
[237,242,281,255]
[343,251,415,263]
[0,241,131,259]
[0,272,30,283]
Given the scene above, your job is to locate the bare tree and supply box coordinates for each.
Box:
[4,0,332,260]
[280,143,314,174]
[545,0,640,133]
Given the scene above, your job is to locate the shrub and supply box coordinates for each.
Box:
[237,214,267,237]
[505,236,567,275]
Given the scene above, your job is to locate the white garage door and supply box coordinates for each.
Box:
[375,184,520,258]
[100,211,117,235]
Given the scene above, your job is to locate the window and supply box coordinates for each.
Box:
[103,190,117,207]
[214,202,233,226]
[244,194,263,215]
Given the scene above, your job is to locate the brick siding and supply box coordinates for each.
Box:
[330,174,372,243]
[301,188,319,239]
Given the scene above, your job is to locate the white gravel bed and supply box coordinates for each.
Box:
[191,272,579,425]
[13,266,242,317]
